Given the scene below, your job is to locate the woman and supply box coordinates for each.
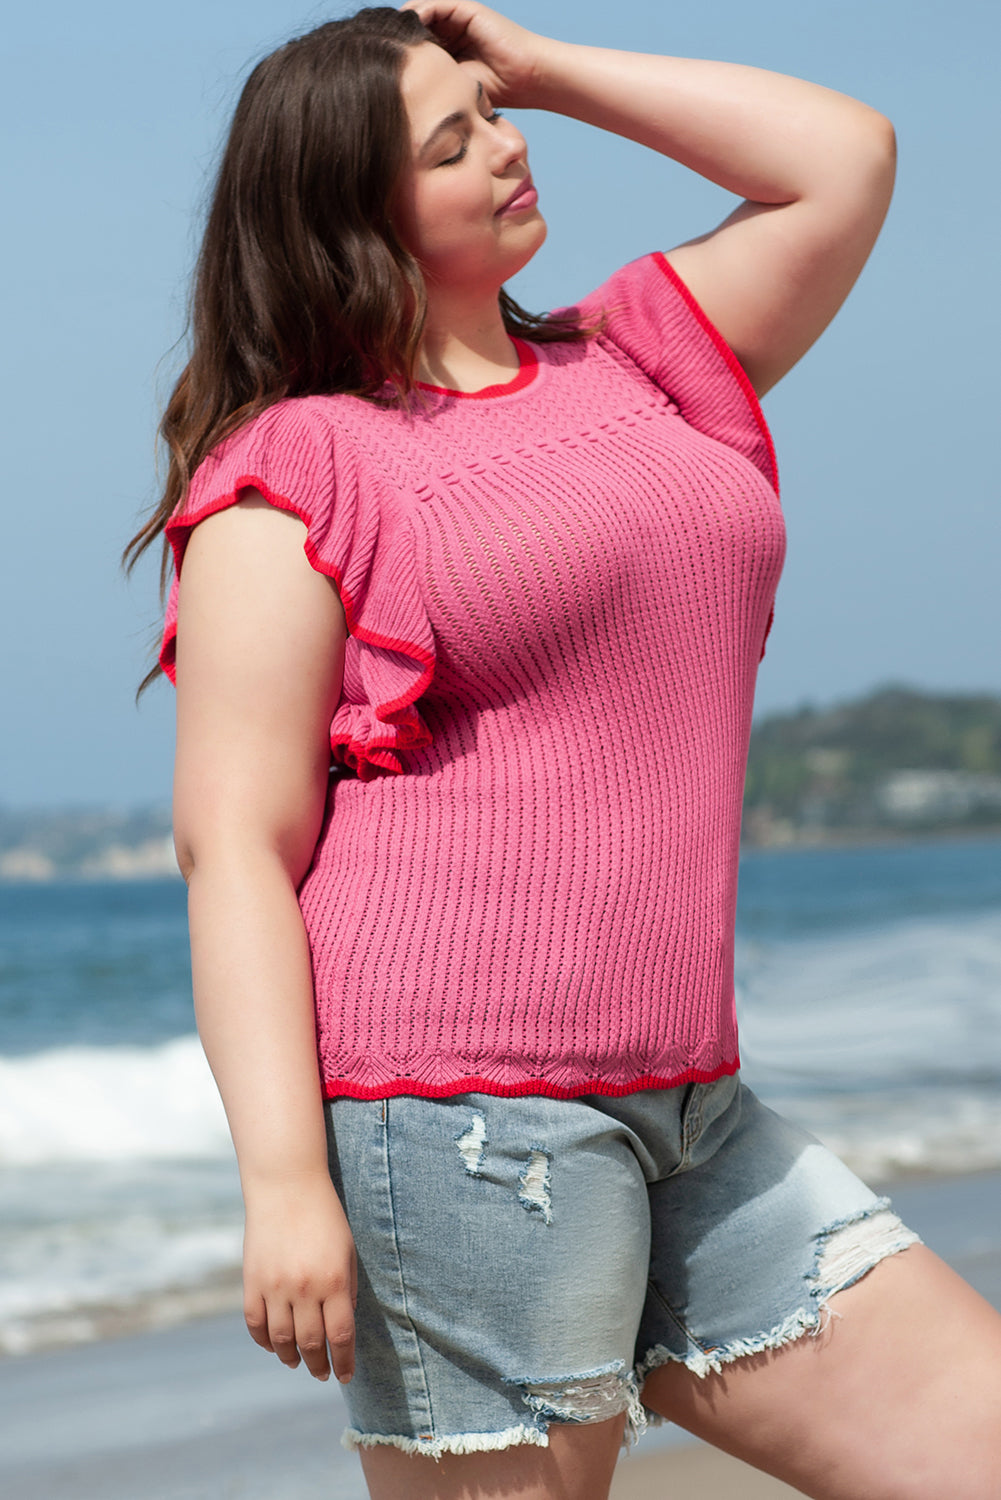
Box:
[128,4,1001,1496]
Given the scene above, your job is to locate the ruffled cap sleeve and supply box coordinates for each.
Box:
[572,252,779,495]
[159,399,435,779]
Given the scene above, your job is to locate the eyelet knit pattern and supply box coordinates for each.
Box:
[161,254,785,1100]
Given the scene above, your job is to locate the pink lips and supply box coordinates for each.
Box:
[496,176,538,215]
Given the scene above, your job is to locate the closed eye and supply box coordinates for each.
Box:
[437,110,506,167]
[438,138,468,167]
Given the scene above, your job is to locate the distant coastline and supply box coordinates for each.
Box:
[3,685,1000,879]
[0,804,180,883]
[740,824,1001,855]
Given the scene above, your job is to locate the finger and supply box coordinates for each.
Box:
[402,1,477,51]
[291,1307,332,1383]
[401,0,471,23]
[243,1293,274,1353]
[266,1303,302,1370]
[323,1298,356,1385]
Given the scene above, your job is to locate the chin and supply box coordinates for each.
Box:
[506,215,548,279]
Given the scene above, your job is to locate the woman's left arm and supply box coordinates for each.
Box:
[404,2,896,395]
[532,46,896,396]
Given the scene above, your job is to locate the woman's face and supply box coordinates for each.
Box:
[394,42,546,297]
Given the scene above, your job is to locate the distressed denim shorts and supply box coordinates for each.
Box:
[324,1074,920,1458]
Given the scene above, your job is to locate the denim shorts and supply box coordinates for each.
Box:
[324,1074,920,1458]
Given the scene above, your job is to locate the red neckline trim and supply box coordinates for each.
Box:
[416,337,539,399]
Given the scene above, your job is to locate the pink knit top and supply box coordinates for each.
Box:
[161,253,785,1100]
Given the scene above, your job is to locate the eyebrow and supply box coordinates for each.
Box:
[419,80,484,156]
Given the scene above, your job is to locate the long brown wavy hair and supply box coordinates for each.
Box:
[124,5,590,663]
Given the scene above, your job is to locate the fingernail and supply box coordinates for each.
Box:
[337,1372,353,1384]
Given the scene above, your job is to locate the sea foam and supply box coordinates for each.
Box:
[736,904,1001,1180]
[0,1035,231,1163]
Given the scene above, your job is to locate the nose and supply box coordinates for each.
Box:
[491,115,528,174]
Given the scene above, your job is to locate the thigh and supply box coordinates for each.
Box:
[325,1093,653,1459]
[360,1414,627,1500]
[632,1082,1001,1496]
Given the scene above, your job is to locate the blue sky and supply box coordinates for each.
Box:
[3,0,997,808]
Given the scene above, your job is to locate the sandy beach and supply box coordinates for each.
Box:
[2,1169,998,1499]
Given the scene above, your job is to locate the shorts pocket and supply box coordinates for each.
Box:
[677,1073,741,1173]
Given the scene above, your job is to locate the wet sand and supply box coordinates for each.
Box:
[612,1443,805,1497]
[1,1169,997,1499]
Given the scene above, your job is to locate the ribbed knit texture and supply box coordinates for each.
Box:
[161,254,786,1099]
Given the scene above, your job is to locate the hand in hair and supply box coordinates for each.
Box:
[400,0,553,107]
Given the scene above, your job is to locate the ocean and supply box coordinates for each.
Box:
[1,835,999,1359]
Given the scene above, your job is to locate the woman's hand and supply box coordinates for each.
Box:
[242,1173,358,1384]
[400,0,552,108]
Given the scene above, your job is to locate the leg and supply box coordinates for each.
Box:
[361,1413,626,1500]
[643,1244,1001,1499]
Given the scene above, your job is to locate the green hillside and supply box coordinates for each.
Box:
[743,686,1001,845]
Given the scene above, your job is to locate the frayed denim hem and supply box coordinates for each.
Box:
[342,1422,550,1459]
[510,1357,647,1447]
[342,1362,649,1458]
[635,1200,922,1388]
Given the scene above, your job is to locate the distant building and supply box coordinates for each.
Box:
[877,770,1001,823]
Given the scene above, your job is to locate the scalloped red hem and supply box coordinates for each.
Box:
[321,1057,739,1101]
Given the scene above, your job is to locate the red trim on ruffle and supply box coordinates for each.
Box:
[415,337,539,400]
[652,252,780,497]
[759,603,775,662]
[332,722,433,780]
[321,1056,739,1101]
[335,743,406,779]
[160,475,435,778]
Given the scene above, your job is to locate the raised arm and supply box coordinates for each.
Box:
[172,493,356,1384]
[403,1,896,395]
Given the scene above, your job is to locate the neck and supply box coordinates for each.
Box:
[417,288,519,392]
